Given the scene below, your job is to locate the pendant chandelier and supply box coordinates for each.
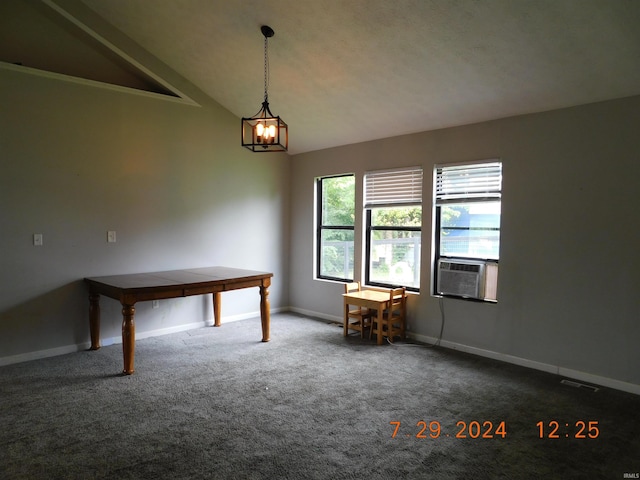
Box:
[241,25,288,152]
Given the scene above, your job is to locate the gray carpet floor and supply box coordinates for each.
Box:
[1,313,638,479]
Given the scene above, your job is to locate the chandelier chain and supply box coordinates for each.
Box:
[263,35,270,102]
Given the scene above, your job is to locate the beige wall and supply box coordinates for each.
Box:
[289,96,640,392]
[2,49,639,394]
[0,66,290,360]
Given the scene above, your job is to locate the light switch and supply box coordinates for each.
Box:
[33,233,43,246]
[107,231,116,243]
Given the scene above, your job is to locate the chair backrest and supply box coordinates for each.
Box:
[389,287,406,316]
[345,281,361,294]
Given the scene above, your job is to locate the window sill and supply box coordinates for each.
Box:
[433,294,497,304]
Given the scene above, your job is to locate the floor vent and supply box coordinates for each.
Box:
[560,379,599,392]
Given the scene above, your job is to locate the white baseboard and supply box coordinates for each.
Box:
[288,306,342,323]
[102,319,211,346]
[0,343,90,367]
[289,307,640,396]
[3,306,638,396]
[0,308,289,367]
[407,331,640,396]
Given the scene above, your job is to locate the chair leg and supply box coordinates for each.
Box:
[370,318,384,342]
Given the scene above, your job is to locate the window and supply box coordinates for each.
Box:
[434,161,502,300]
[316,174,355,281]
[365,167,423,291]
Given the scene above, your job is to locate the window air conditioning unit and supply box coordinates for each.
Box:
[437,259,489,300]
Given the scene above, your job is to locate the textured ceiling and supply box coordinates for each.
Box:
[74,0,640,154]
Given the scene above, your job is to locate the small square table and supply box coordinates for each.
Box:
[342,289,390,345]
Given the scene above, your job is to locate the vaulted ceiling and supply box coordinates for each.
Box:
[4,0,640,155]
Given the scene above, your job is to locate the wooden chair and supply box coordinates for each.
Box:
[344,282,373,338]
[370,287,406,343]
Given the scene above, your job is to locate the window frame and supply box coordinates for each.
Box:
[364,167,423,292]
[315,174,356,282]
[365,208,422,292]
[433,160,502,300]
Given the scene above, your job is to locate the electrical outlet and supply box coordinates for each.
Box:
[33,233,43,246]
[152,300,160,309]
[107,231,116,243]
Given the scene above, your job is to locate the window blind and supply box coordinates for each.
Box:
[435,161,502,204]
[364,167,423,208]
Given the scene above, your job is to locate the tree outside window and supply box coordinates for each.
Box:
[367,206,421,290]
[317,175,355,281]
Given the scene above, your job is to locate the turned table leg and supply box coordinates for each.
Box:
[343,300,349,336]
[89,293,101,350]
[213,292,221,327]
[376,305,384,345]
[122,304,136,375]
[260,281,271,342]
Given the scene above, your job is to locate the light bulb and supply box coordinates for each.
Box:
[256,123,264,142]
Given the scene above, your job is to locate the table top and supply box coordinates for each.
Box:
[85,266,272,290]
[343,289,390,302]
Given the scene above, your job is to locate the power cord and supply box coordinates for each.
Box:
[386,296,446,348]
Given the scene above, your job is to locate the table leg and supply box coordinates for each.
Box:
[259,281,271,342]
[122,304,136,375]
[377,305,384,345]
[213,292,221,327]
[89,293,101,350]
[343,300,349,336]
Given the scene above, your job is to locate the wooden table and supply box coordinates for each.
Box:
[342,289,390,345]
[84,266,273,374]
